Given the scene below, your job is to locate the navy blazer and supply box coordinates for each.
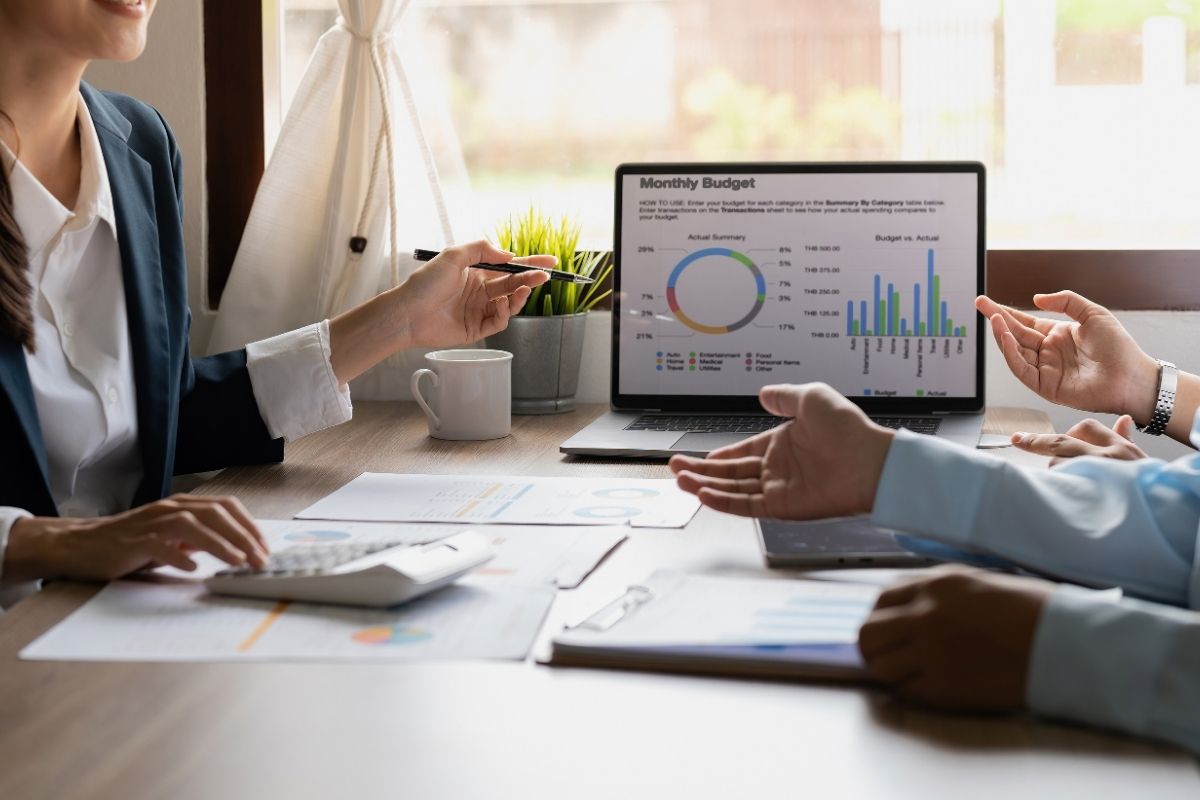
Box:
[0,84,283,517]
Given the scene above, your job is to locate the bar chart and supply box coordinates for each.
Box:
[844,249,967,338]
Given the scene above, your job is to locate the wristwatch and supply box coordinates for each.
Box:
[1139,360,1178,436]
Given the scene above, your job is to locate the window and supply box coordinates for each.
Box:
[274,0,1200,252]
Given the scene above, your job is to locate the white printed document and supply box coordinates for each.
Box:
[150,520,626,590]
[295,473,701,528]
[549,571,880,680]
[21,580,554,663]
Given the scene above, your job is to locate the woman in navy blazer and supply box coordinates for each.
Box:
[0,1,549,585]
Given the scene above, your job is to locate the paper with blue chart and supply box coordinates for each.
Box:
[295,473,701,528]
[20,580,554,663]
[21,520,626,663]
[551,571,880,677]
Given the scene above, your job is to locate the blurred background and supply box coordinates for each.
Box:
[277,0,1200,249]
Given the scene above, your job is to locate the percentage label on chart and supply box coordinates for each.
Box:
[778,323,796,331]
[636,333,654,340]
[638,246,655,253]
[641,293,654,301]
[778,280,792,288]
[779,246,792,253]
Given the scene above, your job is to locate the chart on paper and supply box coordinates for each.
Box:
[295,474,701,528]
[20,580,555,663]
[619,170,980,398]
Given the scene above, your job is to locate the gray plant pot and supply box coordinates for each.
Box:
[486,313,587,414]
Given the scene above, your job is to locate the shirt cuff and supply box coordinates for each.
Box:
[245,320,352,442]
[870,428,993,548]
[1027,587,1180,739]
[0,507,40,610]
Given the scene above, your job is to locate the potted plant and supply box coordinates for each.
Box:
[485,208,612,414]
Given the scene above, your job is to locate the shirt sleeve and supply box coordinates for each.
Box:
[870,421,1200,608]
[245,320,352,442]
[0,507,40,610]
[1028,587,1200,755]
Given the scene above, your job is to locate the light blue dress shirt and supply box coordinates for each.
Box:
[871,420,1200,755]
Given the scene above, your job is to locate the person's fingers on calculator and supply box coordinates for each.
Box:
[169,496,267,565]
[696,487,765,517]
[172,494,267,552]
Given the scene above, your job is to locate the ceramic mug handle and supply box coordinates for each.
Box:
[410,369,441,430]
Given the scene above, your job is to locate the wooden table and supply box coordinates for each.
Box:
[2,404,1197,800]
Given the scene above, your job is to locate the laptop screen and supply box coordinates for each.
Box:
[612,163,985,415]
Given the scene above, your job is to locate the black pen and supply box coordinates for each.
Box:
[413,248,595,284]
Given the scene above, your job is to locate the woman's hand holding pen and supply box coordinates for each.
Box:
[327,240,552,385]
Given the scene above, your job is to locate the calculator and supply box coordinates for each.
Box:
[203,531,493,608]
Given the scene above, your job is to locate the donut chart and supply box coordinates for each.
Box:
[592,487,660,500]
[573,506,643,520]
[666,248,767,335]
[352,626,433,646]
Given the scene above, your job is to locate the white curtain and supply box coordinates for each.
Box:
[208,0,465,399]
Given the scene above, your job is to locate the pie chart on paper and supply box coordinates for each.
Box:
[351,626,434,646]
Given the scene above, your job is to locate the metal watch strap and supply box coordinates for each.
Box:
[1139,360,1178,436]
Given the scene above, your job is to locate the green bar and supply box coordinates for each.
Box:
[877,304,884,337]
[959,323,967,338]
[947,318,954,337]
[932,276,940,336]
[891,292,899,337]
[919,322,926,336]
[852,320,860,335]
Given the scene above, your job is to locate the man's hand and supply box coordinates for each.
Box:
[858,566,1052,711]
[1012,415,1147,467]
[669,383,894,520]
[976,292,1158,420]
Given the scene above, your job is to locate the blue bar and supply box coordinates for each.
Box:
[873,275,881,337]
[913,283,920,336]
[886,282,894,336]
[846,301,853,336]
[941,300,948,337]
[860,301,867,336]
[927,250,934,337]
[901,319,908,336]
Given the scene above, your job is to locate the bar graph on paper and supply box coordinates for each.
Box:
[844,249,967,338]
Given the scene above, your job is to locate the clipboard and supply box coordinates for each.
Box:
[545,571,879,681]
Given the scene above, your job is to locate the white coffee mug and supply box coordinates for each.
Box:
[411,349,513,440]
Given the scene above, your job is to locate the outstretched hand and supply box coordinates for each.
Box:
[1011,415,1147,467]
[976,291,1157,419]
[669,383,894,520]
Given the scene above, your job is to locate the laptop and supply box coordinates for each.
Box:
[561,162,986,458]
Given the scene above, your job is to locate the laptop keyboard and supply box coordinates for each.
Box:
[625,415,783,434]
[624,414,942,436]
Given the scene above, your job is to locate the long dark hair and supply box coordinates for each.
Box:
[0,109,33,351]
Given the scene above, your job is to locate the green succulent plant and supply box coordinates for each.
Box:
[495,207,613,316]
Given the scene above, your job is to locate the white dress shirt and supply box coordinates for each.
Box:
[0,94,352,600]
[872,420,1200,754]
